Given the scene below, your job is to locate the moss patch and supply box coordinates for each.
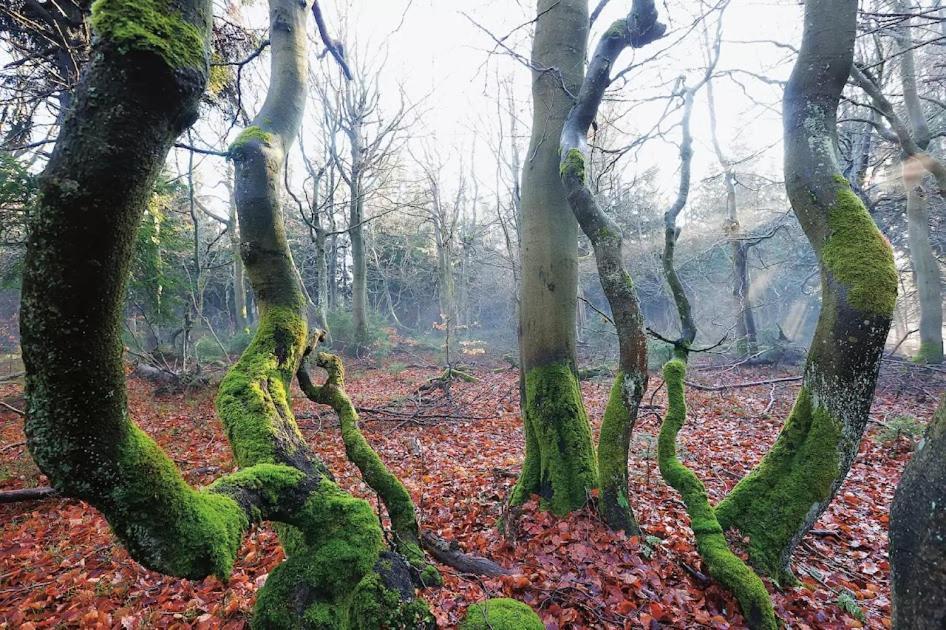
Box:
[90,0,207,69]
[460,598,544,630]
[715,387,842,580]
[597,371,639,532]
[511,362,597,515]
[821,182,897,316]
[560,148,586,185]
[915,341,944,364]
[229,125,274,154]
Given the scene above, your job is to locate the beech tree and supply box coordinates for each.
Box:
[19,0,434,625]
[511,0,597,518]
[714,0,898,581]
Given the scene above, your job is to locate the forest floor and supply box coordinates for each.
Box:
[0,346,942,629]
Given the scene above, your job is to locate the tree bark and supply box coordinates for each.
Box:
[347,114,370,345]
[715,0,898,581]
[511,0,597,518]
[19,0,431,625]
[890,396,946,629]
[557,0,664,531]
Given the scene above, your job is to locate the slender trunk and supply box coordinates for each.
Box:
[715,0,897,581]
[904,165,943,362]
[558,2,665,532]
[890,396,946,628]
[225,169,248,332]
[512,0,597,517]
[348,119,369,344]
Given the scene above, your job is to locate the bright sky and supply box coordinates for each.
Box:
[181,0,806,225]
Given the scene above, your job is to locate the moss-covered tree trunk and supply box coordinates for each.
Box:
[889,396,946,628]
[714,0,897,582]
[511,0,597,517]
[556,1,665,531]
[20,0,431,626]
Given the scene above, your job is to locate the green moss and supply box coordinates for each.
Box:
[559,148,586,185]
[511,362,597,515]
[460,598,544,630]
[715,387,842,581]
[915,341,944,364]
[90,0,207,69]
[303,352,441,584]
[208,55,232,96]
[349,571,434,629]
[597,371,640,533]
[604,19,627,40]
[658,360,776,629]
[110,424,247,580]
[821,183,897,316]
[229,125,274,154]
[216,305,307,468]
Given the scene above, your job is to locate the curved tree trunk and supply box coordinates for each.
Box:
[20,0,431,626]
[556,1,665,531]
[511,0,597,516]
[889,396,946,628]
[715,0,897,582]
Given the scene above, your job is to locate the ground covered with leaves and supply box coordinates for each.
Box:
[0,351,941,629]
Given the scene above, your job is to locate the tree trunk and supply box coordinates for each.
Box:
[226,167,248,333]
[715,0,897,582]
[557,1,666,530]
[511,0,597,517]
[348,117,369,345]
[904,162,943,363]
[890,396,946,628]
[19,0,431,625]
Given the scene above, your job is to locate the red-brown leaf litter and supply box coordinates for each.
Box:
[0,351,940,629]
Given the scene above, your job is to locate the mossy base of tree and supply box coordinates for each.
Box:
[511,362,597,516]
[460,598,544,630]
[659,360,776,629]
[715,388,841,582]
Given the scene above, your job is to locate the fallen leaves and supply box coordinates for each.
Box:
[0,354,940,628]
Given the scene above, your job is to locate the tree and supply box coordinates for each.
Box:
[714,0,898,581]
[511,0,597,518]
[19,0,432,624]
[889,396,946,628]
[557,0,667,531]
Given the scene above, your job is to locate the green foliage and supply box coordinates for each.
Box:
[821,183,897,316]
[877,414,925,445]
[460,598,544,630]
[325,308,392,357]
[90,0,208,69]
[128,176,190,328]
[836,589,866,623]
[511,362,598,516]
[194,336,225,362]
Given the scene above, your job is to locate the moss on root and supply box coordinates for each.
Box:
[90,0,207,69]
[252,477,433,629]
[658,360,776,630]
[109,424,247,581]
[511,362,598,516]
[821,181,897,316]
[715,387,841,581]
[914,341,944,364]
[460,598,544,630]
[301,352,441,585]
